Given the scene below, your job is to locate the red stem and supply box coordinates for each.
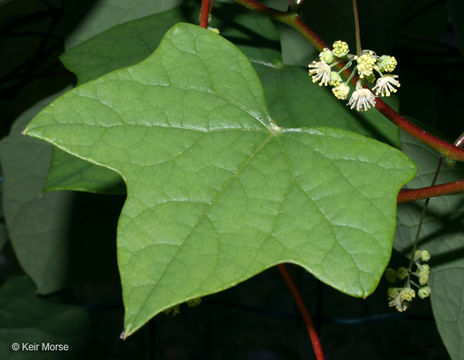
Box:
[234,0,464,162]
[200,0,212,28]
[375,99,464,161]
[277,264,325,360]
[398,179,464,202]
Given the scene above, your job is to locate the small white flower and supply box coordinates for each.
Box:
[347,88,376,111]
[308,60,331,86]
[372,75,400,97]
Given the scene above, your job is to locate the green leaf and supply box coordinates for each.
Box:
[0,276,90,360]
[395,131,464,360]
[25,23,415,336]
[0,90,75,294]
[64,0,182,49]
[51,5,399,194]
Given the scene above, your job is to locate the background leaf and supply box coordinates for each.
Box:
[45,150,125,194]
[64,0,183,49]
[25,23,415,337]
[395,130,464,360]
[0,90,74,294]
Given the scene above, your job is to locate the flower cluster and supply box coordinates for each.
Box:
[307,41,400,111]
[385,249,431,312]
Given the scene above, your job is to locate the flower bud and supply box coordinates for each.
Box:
[399,287,416,302]
[419,274,429,286]
[377,55,397,72]
[396,267,409,280]
[385,268,397,283]
[329,72,343,86]
[319,48,335,64]
[418,286,431,299]
[332,84,350,100]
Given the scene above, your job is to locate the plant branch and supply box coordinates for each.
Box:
[398,179,464,202]
[234,0,464,161]
[200,0,213,28]
[374,100,464,161]
[352,0,362,55]
[407,158,442,269]
[277,264,325,360]
[398,133,464,202]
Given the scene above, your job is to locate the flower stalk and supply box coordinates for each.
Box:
[278,264,325,360]
[352,0,362,55]
[200,0,213,28]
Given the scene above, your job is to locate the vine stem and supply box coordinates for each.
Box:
[352,0,362,55]
[398,132,464,202]
[398,179,464,202]
[234,0,464,162]
[407,158,443,270]
[277,264,325,360]
[200,0,212,28]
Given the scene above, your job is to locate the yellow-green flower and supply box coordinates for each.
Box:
[396,266,409,280]
[319,48,334,64]
[329,72,343,86]
[332,40,349,57]
[418,264,430,276]
[332,83,350,100]
[356,51,376,78]
[415,249,431,262]
[399,287,416,302]
[388,287,409,312]
[377,55,397,72]
[419,274,429,286]
[418,286,431,299]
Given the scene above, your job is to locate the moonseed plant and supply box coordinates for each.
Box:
[385,249,432,312]
[307,41,400,112]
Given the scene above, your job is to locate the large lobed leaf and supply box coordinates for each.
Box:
[25,23,415,337]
